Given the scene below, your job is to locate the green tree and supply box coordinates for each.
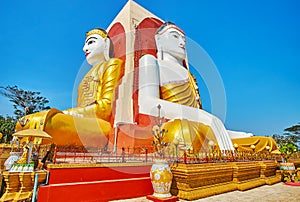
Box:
[273,122,300,152]
[0,85,51,119]
[284,123,300,148]
[0,115,16,143]
[279,143,297,162]
[284,123,300,135]
[273,133,298,146]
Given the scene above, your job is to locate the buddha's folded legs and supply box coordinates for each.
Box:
[44,113,111,148]
[162,119,218,155]
[16,110,111,149]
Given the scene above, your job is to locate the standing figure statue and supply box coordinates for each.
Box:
[16,28,123,149]
[138,22,234,153]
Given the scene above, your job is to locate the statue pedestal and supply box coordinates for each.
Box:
[170,161,281,200]
[0,170,47,201]
[0,171,20,201]
[37,163,153,202]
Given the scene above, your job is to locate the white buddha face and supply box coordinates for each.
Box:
[157,28,186,61]
[83,34,106,65]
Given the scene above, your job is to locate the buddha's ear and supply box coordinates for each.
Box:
[155,35,163,60]
[104,38,111,61]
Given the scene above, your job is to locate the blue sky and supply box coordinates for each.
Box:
[0,0,299,136]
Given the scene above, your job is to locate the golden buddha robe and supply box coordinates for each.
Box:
[16,58,123,148]
[159,73,278,153]
[160,73,218,154]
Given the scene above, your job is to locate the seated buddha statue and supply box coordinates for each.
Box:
[138,22,234,153]
[139,22,277,153]
[16,28,124,149]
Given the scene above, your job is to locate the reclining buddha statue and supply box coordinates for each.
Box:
[16,28,123,149]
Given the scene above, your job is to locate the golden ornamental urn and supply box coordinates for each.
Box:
[150,159,173,198]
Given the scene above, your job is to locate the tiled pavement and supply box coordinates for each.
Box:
[111,183,300,202]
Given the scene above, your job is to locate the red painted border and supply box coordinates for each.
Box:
[37,165,153,202]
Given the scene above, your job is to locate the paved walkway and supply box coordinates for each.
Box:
[111,183,300,202]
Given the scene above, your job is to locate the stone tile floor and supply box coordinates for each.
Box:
[110,183,300,202]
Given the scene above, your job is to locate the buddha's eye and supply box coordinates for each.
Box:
[88,40,95,45]
[173,34,179,39]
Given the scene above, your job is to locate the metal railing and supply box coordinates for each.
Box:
[46,145,291,164]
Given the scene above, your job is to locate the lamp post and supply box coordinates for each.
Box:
[173,138,179,163]
[152,104,168,158]
[208,140,215,152]
[234,143,239,152]
[250,144,256,152]
[149,105,173,199]
[263,145,270,160]
[250,144,256,161]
